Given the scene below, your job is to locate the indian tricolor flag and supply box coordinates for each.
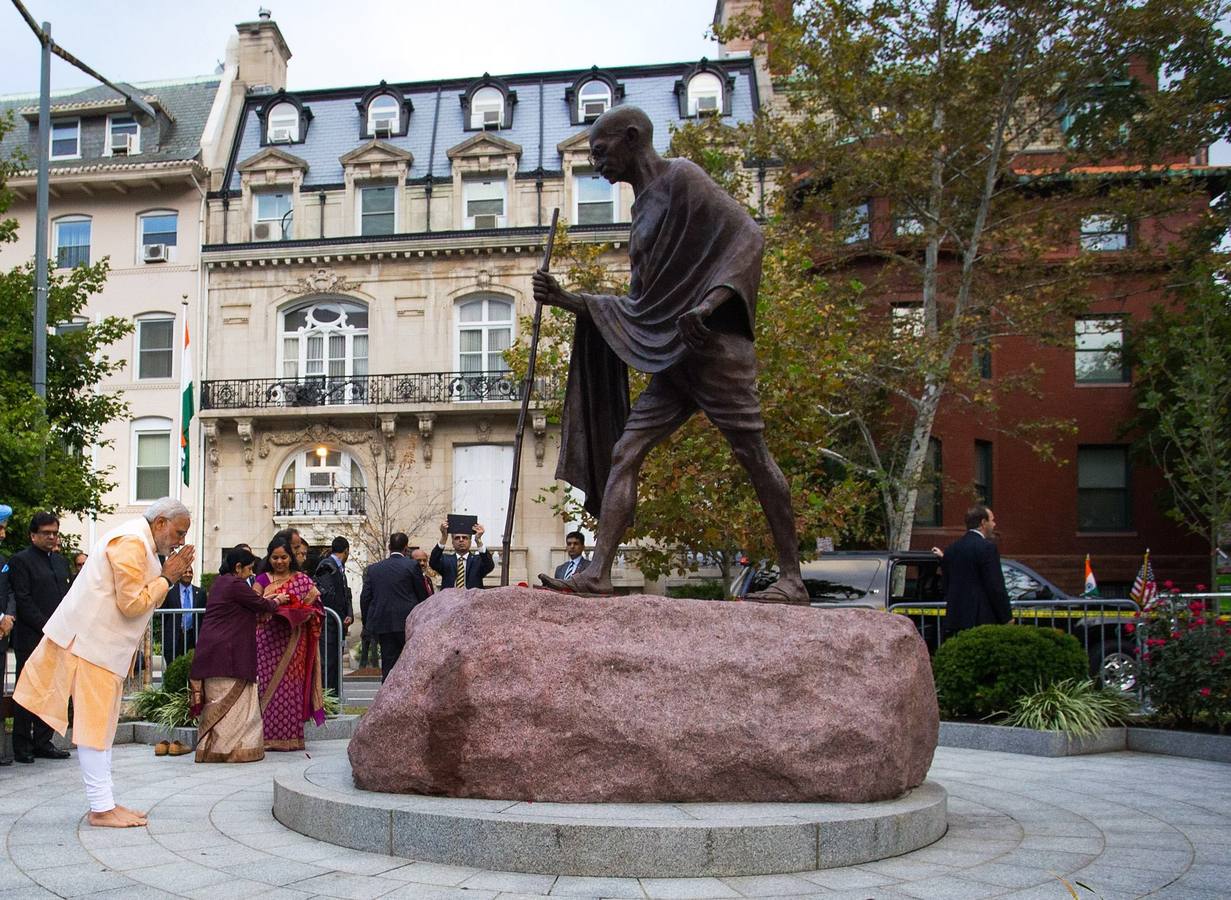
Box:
[1082,554,1099,597]
[180,320,194,487]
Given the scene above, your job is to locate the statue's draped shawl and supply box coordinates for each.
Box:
[556,159,764,517]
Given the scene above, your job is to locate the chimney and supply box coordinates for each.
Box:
[234,9,291,94]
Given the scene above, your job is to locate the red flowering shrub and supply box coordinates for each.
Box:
[1139,592,1231,729]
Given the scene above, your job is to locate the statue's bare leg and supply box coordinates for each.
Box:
[540,419,681,594]
[723,430,809,604]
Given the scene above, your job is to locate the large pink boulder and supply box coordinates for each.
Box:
[349,588,938,803]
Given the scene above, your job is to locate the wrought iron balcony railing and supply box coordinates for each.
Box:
[201,371,561,411]
[273,487,367,518]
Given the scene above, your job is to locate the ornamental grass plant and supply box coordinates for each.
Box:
[933,624,1089,719]
[1001,678,1138,737]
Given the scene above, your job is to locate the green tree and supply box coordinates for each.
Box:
[0,114,132,552]
[1129,267,1231,587]
[720,0,1231,549]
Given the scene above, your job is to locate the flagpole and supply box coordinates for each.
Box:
[177,296,189,501]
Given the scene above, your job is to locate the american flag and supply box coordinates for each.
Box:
[1130,551,1157,607]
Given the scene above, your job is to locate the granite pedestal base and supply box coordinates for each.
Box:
[272,754,948,877]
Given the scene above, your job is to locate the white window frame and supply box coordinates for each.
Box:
[843,202,871,244]
[138,210,179,263]
[470,87,504,129]
[687,73,723,116]
[267,102,299,142]
[253,191,293,241]
[1075,316,1129,384]
[357,183,398,236]
[1080,215,1129,252]
[577,81,612,121]
[49,119,81,160]
[279,300,370,389]
[463,179,507,229]
[105,114,141,156]
[455,294,514,399]
[131,417,173,505]
[52,215,91,269]
[573,173,617,225]
[367,94,400,135]
[135,314,176,380]
[891,302,925,338]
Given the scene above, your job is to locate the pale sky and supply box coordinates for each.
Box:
[0,0,722,95]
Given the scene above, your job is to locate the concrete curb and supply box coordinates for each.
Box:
[939,721,1231,762]
[51,715,360,751]
[271,755,948,877]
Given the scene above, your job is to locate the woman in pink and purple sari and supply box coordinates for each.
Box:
[253,535,326,750]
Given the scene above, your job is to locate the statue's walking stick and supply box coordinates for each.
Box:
[501,208,560,586]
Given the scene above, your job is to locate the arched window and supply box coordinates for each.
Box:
[456,295,513,399]
[577,80,612,121]
[470,86,505,129]
[275,446,367,516]
[267,101,300,142]
[131,416,173,504]
[280,299,369,384]
[53,215,91,268]
[687,72,723,116]
[367,94,400,135]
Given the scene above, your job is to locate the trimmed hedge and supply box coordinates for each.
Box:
[162,649,194,694]
[933,625,1088,718]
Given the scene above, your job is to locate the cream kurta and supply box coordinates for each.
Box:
[13,534,166,750]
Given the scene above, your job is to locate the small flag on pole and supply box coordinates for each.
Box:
[1130,549,1157,608]
[180,319,194,487]
[1082,555,1099,597]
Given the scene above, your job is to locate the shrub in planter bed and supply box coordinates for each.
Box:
[933,624,1088,719]
[1001,677,1137,736]
[162,649,194,694]
[1139,592,1231,729]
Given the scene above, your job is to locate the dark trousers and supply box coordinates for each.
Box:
[358,634,379,668]
[12,646,54,755]
[162,624,197,667]
[320,630,342,698]
[0,639,11,761]
[377,632,405,683]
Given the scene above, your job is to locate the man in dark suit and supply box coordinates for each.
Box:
[430,521,494,590]
[158,566,205,665]
[0,504,16,765]
[314,536,353,697]
[7,511,72,763]
[941,505,1012,637]
[554,531,591,581]
[361,533,430,681]
[410,546,435,597]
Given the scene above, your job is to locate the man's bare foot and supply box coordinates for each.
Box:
[745,578,810,605]
[115,804,147,822]
[87,807,147,828]
[537,572,615,596]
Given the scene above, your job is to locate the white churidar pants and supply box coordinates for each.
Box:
[77,747,114,813]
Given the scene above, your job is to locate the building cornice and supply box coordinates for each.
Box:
[7,159,207,196]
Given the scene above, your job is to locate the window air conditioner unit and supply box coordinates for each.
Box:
[696,95,719,113]
[253,222,273,241]
[111,133,134,155]
[583,100,607,120]
[472,214,498,229]
[142,243,169,263]
[373,118,394,137]
[482,109,501,128]
[307,471,334,489]
[269,126,293,143]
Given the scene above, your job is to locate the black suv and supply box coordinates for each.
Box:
[730,551,1139,689]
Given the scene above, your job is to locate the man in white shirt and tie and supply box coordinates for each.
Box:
[553,531,591,581]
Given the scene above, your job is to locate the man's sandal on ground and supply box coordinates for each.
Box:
[167,740,191,756]
[153,740,170,757]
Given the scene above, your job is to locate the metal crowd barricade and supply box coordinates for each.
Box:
[135,606,346,705]
[886,597,1145,694]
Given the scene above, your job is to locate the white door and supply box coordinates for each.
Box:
[452,445,513,543]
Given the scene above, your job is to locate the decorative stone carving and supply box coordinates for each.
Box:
[476,418,492,442]
[202,420,220,472]
[476,269,491,288]
[235,417,256,469]
[532,411,547,467]
[417,414,435,468]
[258,421,374,460]
[379,413,398,461]
[289,267,360,296]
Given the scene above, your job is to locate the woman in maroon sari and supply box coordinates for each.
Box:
[254,535,325,750]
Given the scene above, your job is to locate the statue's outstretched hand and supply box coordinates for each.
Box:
[677,307,712,351]
[532,271,584,314]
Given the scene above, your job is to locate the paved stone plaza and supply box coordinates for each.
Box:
[0,741,1226,899]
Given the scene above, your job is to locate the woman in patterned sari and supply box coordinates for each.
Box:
[253,535,326,750]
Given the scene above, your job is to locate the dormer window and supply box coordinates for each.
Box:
[106,115,140,156]
[471,87,504,129]
[368,95,399,137]
[577,81,612,121]
[687,73,723,116]
[50,119,80,159]
[267,102,299,143]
